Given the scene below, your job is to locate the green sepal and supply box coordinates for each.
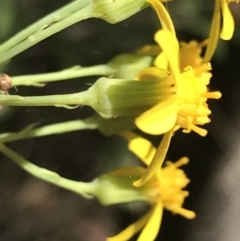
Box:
[88,77,172,118]
[90,167,150,206]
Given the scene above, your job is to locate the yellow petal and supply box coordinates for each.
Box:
[107,209,152,241]
[154,52,168,69]
[138,203,163,241]
[148,0,176,35]
[154,30,180,82]
[220,0,234,40]
[135,99,178,135]
[129,137,156,166]
[119,131,156,166]
[203,0,221,63]
[133,130,173,187]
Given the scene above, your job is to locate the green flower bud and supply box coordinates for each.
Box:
[87,76,171,118]
[89,167,151,205]
[92,0,149,23]
[107,54,153,79]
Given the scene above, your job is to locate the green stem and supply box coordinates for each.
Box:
[0,91,91,107]
[0,143,95,199]
[12,65,114,87]
[0,119,98,143]
[0,0,149,64]
[0,4,96,64]
[0,0,91,55]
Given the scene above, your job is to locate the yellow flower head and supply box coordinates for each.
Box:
[135,30,222,137]
[108,133,195,241]
[128,0,221,186]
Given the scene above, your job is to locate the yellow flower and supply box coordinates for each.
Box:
[129,0,221,187]
[204,0,239,62]
[136,29,221,137]
[108,133,195,241]
[133,30,221,186]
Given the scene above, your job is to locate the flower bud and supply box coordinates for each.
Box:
[90,167,151,205]
[92,0,149,23]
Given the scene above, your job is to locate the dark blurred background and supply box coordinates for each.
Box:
[0,1,240,240]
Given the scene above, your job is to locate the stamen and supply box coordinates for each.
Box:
[172,157,189,167]
[202,91,222,99]
[198,39,209,48]
[187,124,208,136]
[173,207,196,219]
[193,63,212,75]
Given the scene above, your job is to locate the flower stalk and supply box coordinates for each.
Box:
[0,119,98,143]
[0,115,136,143]
[11,54,153,87]
[12,65,114,87]
[0,0,149,64]
[0,143,94,199]
[0,143,151,205]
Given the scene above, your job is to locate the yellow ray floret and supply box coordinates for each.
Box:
[121,130,173,187]
[148,0,175,35]
[220,0,238,40]
[204,0,239,62]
